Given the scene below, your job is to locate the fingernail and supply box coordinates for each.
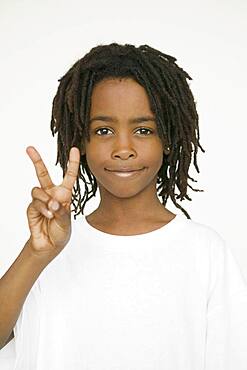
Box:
[47,210,54,218]
[51,201,60,211]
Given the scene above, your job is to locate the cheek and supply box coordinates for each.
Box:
[85,155,97,174]
[145,144,164,166]
[152,154,164,173]
[84,146,106,175]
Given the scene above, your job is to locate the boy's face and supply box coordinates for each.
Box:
[82,77,164,200]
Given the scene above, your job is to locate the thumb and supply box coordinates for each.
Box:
[48,200,70,228]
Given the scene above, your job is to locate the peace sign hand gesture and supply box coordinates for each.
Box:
[26,146,80,261]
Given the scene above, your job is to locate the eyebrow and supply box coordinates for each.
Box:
[89,115,156,124]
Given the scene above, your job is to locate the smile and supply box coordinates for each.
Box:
[105,168,145,177]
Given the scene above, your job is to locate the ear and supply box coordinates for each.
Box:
[163,147,170,155]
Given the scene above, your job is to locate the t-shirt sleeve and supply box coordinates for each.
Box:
[205,234,247,370]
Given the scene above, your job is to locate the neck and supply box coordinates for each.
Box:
[92,184,172,225]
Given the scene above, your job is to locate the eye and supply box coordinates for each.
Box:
[95,127,112,136]
[136,127,153,135]
[94,127,154,136]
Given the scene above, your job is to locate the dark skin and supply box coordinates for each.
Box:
[82,78,176,235]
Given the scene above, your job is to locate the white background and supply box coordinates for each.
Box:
[0,0,246,368]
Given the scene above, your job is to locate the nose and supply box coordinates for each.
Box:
[111,134,137,160]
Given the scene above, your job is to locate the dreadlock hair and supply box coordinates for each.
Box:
[50,42,205,220]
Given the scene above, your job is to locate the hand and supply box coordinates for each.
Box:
[26,146,80,260]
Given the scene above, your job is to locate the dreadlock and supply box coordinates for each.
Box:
[50,42,205,220]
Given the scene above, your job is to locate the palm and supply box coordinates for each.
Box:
[26,146,80,255]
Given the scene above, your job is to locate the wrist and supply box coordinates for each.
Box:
[24,238,55,265]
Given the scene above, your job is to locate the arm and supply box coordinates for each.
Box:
[0,239,51,350]
[0,146,80,350]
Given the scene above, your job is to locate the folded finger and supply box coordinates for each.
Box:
[31,187,61,213]
[31,187,51,203]
[31,199,54,219]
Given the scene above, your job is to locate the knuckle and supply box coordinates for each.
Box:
[30,200,48,217]
[31,199,39,209]
[67,169,77,178]
[32,199,44,210]
[31,186,40,197]
[44,184,54,191]
[31,187,50,202]
[38,169,49,178]
[27,200,41,214]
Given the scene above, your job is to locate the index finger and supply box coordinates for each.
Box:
[61,147,80,191]
[26,146,54,190]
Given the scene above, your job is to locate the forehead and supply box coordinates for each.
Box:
[90,78,153,114]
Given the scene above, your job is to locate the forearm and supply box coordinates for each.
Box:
[0,239,50,349]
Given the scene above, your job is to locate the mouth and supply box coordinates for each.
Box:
[105,168,145,178]
[105,167,145,172]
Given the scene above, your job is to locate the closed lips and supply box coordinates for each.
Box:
[105,168,144,172]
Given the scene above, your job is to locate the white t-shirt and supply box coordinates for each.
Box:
[13,214,247,370]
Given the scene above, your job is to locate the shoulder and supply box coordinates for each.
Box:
[178,215,226,248]
[183,217,247,288]
[175,216,229,278]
